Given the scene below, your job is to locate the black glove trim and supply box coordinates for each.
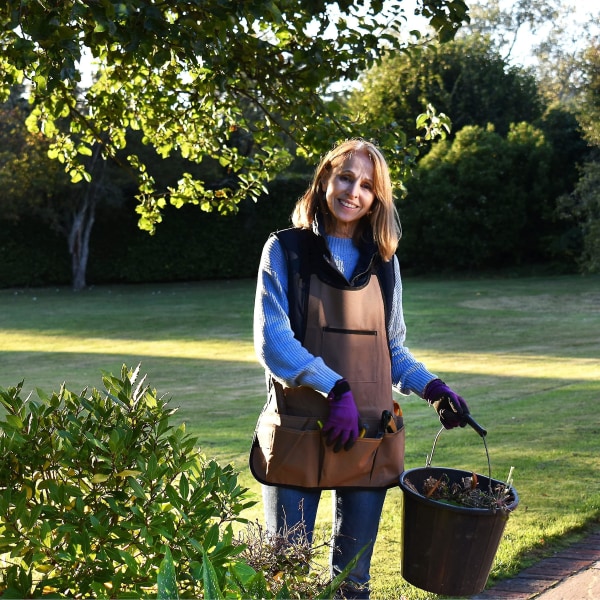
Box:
[329,378,351,401]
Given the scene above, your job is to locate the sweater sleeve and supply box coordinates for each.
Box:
[253,235,341,396]
[389,256,437,396]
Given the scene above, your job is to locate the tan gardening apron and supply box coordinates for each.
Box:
[250,273,405,489]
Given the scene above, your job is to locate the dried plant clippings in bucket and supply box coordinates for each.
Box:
[405,467,516,513]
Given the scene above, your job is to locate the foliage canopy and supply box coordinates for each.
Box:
[0,0,468,232]
[401,122,557,270]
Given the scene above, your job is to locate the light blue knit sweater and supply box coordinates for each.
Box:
[253,233,436,398]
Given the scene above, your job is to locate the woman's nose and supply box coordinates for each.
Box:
[349,180,360,197]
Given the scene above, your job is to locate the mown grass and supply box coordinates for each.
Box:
[1,275,599,599]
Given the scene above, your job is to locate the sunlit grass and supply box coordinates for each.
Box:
[0,332,257,361]
[3,329,598,378]
[1,274,599,599]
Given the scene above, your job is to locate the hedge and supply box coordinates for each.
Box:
[0,176,305,288]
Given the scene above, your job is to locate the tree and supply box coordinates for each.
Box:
[463,1,600,273]
[0,0,468,234]
[462,0,562,63]
[0,90,67,221]
[348,34,543,141]
[464,0,600,106]
[556,41,600,273]
[578,42,600,147]
[558,160,600,274]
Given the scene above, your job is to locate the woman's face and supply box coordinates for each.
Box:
[321,150,375,237]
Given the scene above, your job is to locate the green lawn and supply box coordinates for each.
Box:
[1,275,599,599]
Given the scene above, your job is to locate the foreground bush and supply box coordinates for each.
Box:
[0,365,355,598]
[0,365,255,597]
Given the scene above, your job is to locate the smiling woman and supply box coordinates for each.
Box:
[251,138,472,599]
[292,138,400,262]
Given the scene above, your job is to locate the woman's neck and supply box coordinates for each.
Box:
[328,224,355,238]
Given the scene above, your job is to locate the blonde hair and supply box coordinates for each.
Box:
[292,139,401,261]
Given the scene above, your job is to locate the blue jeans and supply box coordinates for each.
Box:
[262,485,387,598]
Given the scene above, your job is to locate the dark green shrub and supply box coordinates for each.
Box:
[401,122,559,272]
[0,217,70,287]
[0,365,253,598]
[0,173,305,288]
[557,159,600,273]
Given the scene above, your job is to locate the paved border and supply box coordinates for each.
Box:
[472,527,600,599]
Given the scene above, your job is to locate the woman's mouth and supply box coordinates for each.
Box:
[338,198,358,209]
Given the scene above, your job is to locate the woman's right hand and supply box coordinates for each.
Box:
[322,379,360,452]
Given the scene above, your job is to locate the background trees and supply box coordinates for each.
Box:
[346,0,598,273]
[0,92,126,289]
[0,0,466,289]
[399,123,555,271]
[348,35,543,140]
[1,0,599,285]
[555,40,600,273]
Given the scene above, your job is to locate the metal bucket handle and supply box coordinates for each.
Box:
[425,414,493,488]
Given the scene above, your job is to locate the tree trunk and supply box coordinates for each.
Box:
[68,146,105,291]
[68,193,96,291]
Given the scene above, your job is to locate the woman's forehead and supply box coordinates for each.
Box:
[333,150,374,173]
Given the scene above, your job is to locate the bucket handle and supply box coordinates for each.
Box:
[425,414,493,489]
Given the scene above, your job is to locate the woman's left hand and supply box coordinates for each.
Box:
[424,379,470,429]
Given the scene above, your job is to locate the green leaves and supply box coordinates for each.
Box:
[200,545,225,600]
[0,0,469,232]
[157,548,179,600]
[0,364,254,598]
[0,360,355,598]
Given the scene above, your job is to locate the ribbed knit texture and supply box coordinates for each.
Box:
[254,234,436,397]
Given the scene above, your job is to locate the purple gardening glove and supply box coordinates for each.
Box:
[423,379,470,429]
[322,379,360,452]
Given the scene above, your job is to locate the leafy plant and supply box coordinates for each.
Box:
[0,364,254,598]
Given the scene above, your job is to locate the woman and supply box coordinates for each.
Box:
[252,138,469,599]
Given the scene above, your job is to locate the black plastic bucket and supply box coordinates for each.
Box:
[399,466,519,596]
